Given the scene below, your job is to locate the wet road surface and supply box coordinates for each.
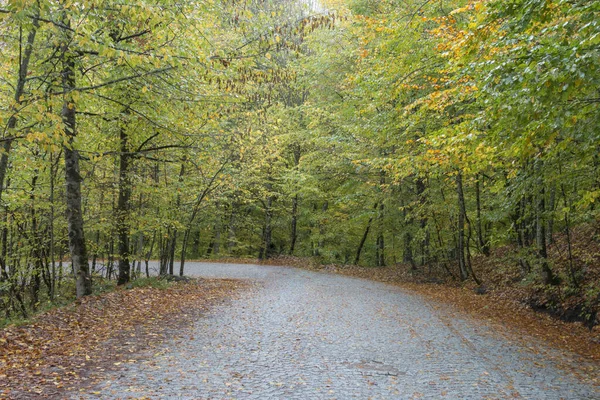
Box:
[75,262,599,399]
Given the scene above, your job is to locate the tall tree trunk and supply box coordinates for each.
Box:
[145,231,155,278]
[0,12,39,203]
[403,230,415,269]
[355,203,377,265]
[560,184,578,288]
[136,232,143,277]
[168,162,185,275]
[535,168,556,285]
[117,118,132,285]
[159,229,168,275]
[289,145,301,255]
[376,172,385,267]
[456,171,469,281]
[513,195,531,274]
[168,233,177,275]
[401,196,416,269]
[455,173,480,284]
[29,173,41,309]
[475,174,490,256]
[547,185,556,245]
[289,194,298,255]
[416,177,429,266]
[91,230,100,273]
[192,230,201,257]
[61,20,91,298]
[259,196,274,260]
[317,201,328,254]
[213,217,221,256]
[227,203,237,253]
[376,202,385,267]
[180,229,190,276]
[49,152,58,300]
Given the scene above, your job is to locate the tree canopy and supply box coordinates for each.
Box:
[1,0,599,323]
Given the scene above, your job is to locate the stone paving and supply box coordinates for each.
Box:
[75,263,599,399]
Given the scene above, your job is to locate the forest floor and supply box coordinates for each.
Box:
[0,278,248,399]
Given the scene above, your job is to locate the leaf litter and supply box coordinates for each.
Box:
[0,278,247,399]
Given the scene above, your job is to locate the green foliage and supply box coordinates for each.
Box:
[0,0,598,321]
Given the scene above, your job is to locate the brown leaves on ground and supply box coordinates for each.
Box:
[0,278,246,399]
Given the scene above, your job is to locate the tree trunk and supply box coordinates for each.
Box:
[136,233,143,277]
[317,201,328,254]
[145,231,155,278]
[401,196,416,269]
[403,231,415,269]
[180,229,190,276]
[168,232,177,275]
[117,118,132,285]
[535,169,556,285]
[561,185,578,288]
[29,173,42,309]
[475,174,490,256]
[192,230,201,257]
[259,196,274,260]
[355,203,377,265]
[456,171,469,281]
[168,162,186,275]
[376,202,385,267]
[61,22,91,298]
[289,145,301,255]
[213,219,221,256]
[547,185,556,245]
[289,194,298,255]
[227,204,237,253]
[159,229,168,275]
[49,152,58,300]
[416,177,429,266]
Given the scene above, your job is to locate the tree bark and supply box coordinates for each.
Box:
[61,21,92,297]
[547,185,556,245]
[117,117,132,285]
[535,168,556,285]
[416,177,429,266]
[376,202,385,267]
[168,162,185,275]
[259,196,274,260]
[227,204,237,253]
[475,174,490,256]
[355,203,377,265]
[289,145,301,255]
[289,194,298,255]
[180,229,190,276]
[213,217,221,256]
[456,171,469,281]
[49,152,58,300]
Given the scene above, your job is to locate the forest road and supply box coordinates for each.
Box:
[79,263,599,399]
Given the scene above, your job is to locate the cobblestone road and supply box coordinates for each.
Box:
[77,263,599,399]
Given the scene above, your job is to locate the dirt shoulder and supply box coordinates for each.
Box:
[0,278,248,399]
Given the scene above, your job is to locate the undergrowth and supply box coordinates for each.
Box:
[0,275,172,329]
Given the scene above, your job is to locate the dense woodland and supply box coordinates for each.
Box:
[0,0,599,325]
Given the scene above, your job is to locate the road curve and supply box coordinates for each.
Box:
[78,263,598,399]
